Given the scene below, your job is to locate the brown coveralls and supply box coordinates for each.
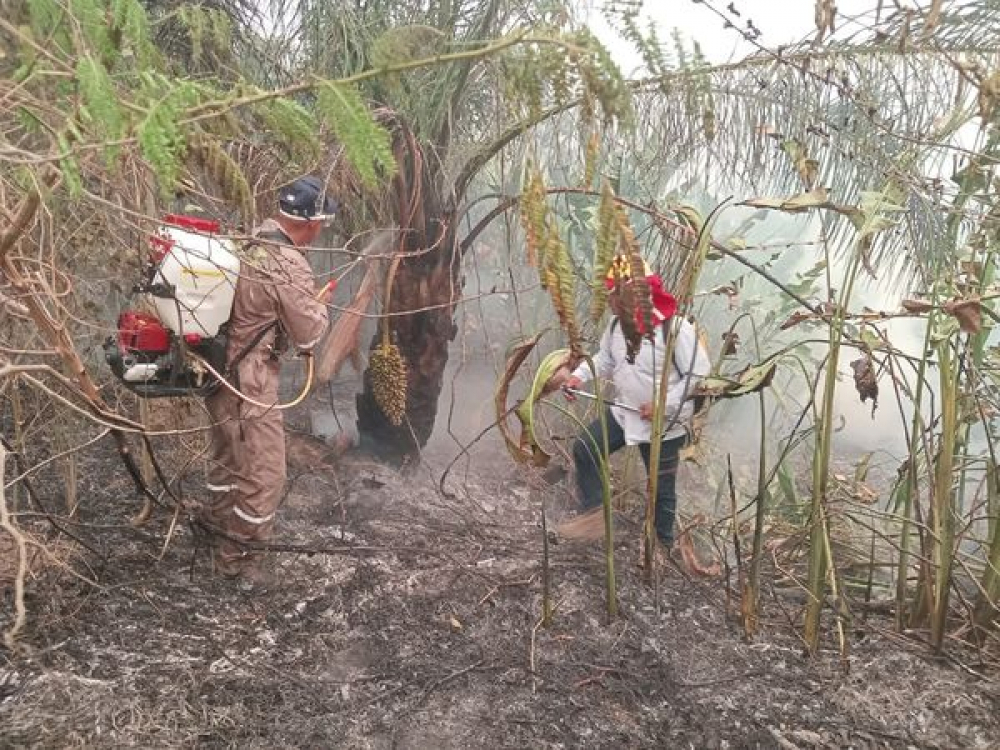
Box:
[204,218,328,573]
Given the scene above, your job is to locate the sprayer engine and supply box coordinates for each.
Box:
[104,214,240,398]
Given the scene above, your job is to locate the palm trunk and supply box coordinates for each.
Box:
[356,238,460,465]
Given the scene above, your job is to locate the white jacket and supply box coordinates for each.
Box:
[571,316,711,444]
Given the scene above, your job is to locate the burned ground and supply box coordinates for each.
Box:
[1,424,998,750]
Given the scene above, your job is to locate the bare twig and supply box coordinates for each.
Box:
[0,439,29,648]
[0,435,105,558]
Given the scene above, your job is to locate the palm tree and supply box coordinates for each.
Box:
[239,0,629,463]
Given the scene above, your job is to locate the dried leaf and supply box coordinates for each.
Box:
[708,283,740,308]
[721,331,740,356]
[859,236,878,280]
[781,139,820,190]
[901,298,934,313]
[815,0,837,41]
[943,298,983,334]
[850,356,879,414]
[675,523,721,578]
[978,71,1000,122]
[449,615,463,631]
[674,205,704,234]
[779,310,816,330]
[697,361,777,399]
[494,333,546,465]
[742,188,832,213]
[511,348,580,468]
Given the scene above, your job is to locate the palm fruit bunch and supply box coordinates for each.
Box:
[370,341,407,425]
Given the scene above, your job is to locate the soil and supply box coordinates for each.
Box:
[1,403,999,750]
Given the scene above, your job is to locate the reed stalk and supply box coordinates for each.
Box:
[804,228,864,653]
[894,337,932,630]
[972,457,1000,635]
[744,315,769,637]
[644,204,720,587]
[929,344,958,650]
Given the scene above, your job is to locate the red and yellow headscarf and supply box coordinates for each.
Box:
[604,255,678,326]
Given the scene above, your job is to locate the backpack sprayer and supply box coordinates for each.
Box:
[105,215,333,407]
[104,214,239,398]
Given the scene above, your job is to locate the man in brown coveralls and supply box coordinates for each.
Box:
[203,176,333,583]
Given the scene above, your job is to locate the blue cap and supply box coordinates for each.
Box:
[278,176,338,221]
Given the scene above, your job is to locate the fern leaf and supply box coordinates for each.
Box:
[27,0,71,54]
[178,5,204,65]
[520,166,548,269]
[76,56,123,142]
[316,82,395,188]
[583,129,600,187]
[70,0,113,62]
[187,131,254,224]
[138,81,199,194]
[608,201,652,362]
[57,132,83,199]
[590,180,618,322]
[208,8,232,53]
[111,0,153,65]
[252,97,320,165]
[519,164,583,355]
[551,240,581,355]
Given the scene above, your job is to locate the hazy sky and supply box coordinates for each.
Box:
[590,0,923,69]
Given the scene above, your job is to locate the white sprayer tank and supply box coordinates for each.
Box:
[151,223,240,338]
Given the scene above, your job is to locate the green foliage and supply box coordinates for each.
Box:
[677,35,715,142]
[501,28,632,128]
[513,347,572,465]
[370,25,445,68]
[568,28,633,128]
[316,82,396,188]
[252,97,321,165]
[604,0,673,84]
[177,3,233,67]
[110,0,154,66]
[137,79,200,194]
[70,0,114,63]
[367,24,449,106]
[26,0,71,54]
[57,132,83,198]
[187,130,254,223]
[15,107,45,136]
[76,56,124,144]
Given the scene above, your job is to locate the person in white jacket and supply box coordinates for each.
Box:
[551,258,710,549]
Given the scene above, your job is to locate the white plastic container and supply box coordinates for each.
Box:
[151,223,241,338]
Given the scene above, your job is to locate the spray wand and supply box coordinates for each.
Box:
[562,387,640,413]
[193,278,337,410]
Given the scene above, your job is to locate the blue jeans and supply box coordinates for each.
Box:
[572,409,685,545]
